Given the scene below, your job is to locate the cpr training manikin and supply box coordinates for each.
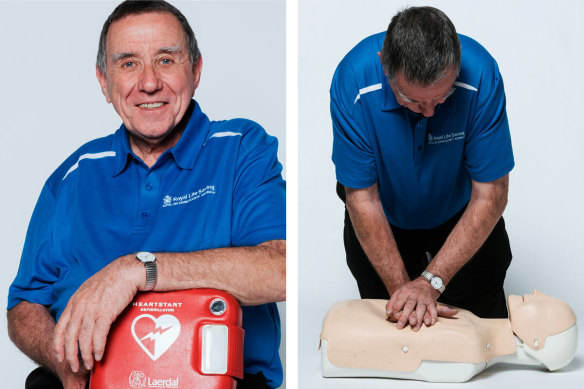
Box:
[320,290,577,382]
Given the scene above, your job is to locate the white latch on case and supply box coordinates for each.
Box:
[201,324,229,374]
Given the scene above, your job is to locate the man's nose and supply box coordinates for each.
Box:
[420,103,436,117]
[138,64,163,93]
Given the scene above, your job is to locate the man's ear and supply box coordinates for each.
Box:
[96,66,112,104]
[192,57,203,91]
[377,52,388,77]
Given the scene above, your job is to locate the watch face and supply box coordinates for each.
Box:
[137,251,156,263]
[431,277,443,289]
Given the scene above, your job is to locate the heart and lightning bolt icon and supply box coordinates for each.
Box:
[140,325,175,342]
[131,314,181,361]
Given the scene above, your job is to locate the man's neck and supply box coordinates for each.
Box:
[129,103,194,168]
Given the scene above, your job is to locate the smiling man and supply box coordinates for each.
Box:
[7,1,285,389]
[331,7,514,331]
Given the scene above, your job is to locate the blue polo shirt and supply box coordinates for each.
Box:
[8,101,285,387]
[331,32,514,229]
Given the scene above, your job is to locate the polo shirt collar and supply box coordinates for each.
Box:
[169,100,209,170]
[112,99,209,176]
[112,125,133,176]
[381,76,401,111]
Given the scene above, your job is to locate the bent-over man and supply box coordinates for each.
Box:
[331,6,513,332]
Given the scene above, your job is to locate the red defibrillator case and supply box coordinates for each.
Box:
[89,289,244,389]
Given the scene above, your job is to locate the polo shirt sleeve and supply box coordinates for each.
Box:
[8,180,60,310]
[231,123,286,247]
[330,64,377,189]
[464,60,515,183]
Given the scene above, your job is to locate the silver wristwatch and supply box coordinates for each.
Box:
[421,270,445,293]
[136,251,157,291]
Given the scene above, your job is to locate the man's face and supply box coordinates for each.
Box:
[388,68,457,118]
[97,12,201,142]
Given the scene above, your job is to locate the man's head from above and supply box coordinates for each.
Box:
[96,0,202,143]
[380,6,461,117]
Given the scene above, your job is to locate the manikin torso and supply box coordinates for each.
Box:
[320,291,577,383]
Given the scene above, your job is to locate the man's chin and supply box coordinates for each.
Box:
[127,126,177,144]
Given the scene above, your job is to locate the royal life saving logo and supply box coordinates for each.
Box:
[427,131,465,145]
[162,185,216,208]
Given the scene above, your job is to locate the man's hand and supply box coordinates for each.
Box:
[55,362,90,389]
[385,277,458,331]
[54,254,141,373]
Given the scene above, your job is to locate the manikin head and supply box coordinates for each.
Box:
[508,290,578,370]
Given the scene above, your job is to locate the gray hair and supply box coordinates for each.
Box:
[380,6,461,86]
[96,0,200,74]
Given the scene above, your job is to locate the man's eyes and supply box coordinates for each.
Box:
[117,58,174,69]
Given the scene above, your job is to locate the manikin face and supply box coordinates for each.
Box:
[508,290,576,341]
[97,12,202,143]
[509,290,560,312]
[386,66,458,118]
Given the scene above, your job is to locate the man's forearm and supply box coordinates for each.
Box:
[153,239,286,305]
[345,184,408,295]
[53,239,285,372]
[427,175,509,284]
[8,302,60,374]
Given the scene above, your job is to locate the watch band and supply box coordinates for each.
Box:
[136,252,158,291]
[421,270,433,282]
[144,261,158,291]
[421,270,445,293]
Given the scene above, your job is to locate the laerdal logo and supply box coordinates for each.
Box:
[427,131,465,145]
[131,314,181,361]
[162,185,216,208]
[128,371,179,388]
[129,371,146,388]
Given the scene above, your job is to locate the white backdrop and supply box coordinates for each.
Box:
[299,0,584,387]
[0,0,286,386]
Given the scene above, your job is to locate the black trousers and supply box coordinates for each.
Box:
[338,183,513,319]
[26,367,271,389]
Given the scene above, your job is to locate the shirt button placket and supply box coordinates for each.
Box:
[414,119,427,164]
[139,171,159,226]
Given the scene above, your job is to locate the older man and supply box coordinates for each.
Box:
[331,7,513,331]
[7,1,285,388]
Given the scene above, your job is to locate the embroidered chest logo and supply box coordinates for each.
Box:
[427,131,465,145]
[162,185,216,208]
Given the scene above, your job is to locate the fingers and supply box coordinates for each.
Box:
[386,280,447,330]
[78,316,96,370]
[385,301,392,320]
[63,302,91,373]
[386,289,411,322]
[54,308,71,363]
[423,311,432,327]
[55,293,97,372]
[93,316,114,362]
[412,303,426,331]
[64,323,81,373]
[427,301,438,325]
[437,305,459,317]
[397,299,416,329]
